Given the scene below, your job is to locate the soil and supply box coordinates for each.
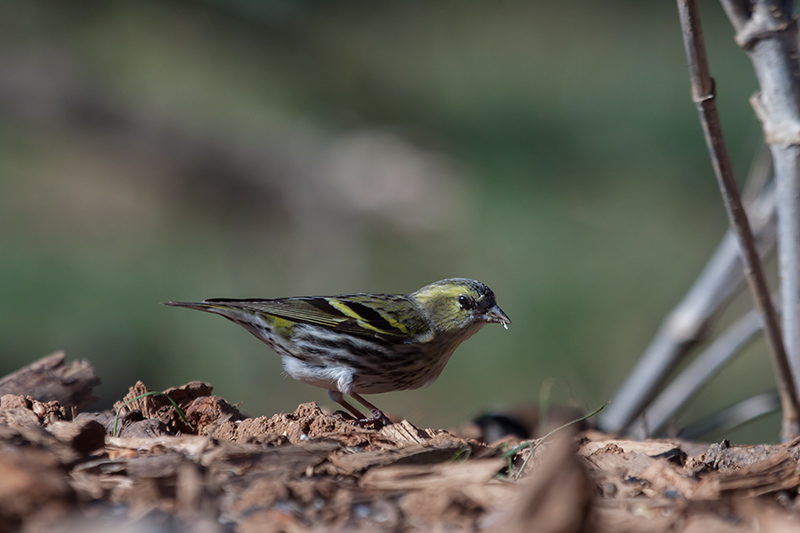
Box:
[2,354,800,532]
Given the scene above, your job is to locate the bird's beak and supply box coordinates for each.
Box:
[482,305,512,329]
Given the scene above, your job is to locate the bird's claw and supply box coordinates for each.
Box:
[354,409,392,429]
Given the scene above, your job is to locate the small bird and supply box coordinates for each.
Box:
[164,278,510,426]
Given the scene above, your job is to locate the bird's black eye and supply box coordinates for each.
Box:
[458,295,477,310]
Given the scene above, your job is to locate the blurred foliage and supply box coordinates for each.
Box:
[0,0,781,441]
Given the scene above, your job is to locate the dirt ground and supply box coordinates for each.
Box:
[3,354,800,532]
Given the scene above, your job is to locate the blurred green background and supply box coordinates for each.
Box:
[0,1,780,440]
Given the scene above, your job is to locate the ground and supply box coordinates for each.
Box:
[2,354,800,532]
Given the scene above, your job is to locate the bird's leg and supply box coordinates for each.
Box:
[328,390,366,420]
[351,392,392,426]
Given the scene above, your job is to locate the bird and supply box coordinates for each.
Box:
[163,278,510,426]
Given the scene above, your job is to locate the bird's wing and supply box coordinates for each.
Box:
[204,295,427,342]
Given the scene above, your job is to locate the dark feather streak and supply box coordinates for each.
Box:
[341,301,404,335]
[305,297,348,317]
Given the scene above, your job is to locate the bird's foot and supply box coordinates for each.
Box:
[354,409,392,429]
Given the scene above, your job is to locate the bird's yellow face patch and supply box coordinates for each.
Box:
[413,284,472,304]
[412,281,487,333]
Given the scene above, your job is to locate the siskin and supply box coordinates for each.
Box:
[164,278,510,426]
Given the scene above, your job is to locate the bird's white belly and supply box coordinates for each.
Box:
[280,356,355,393]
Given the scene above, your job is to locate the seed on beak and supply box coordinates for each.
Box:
[484,305,511,329]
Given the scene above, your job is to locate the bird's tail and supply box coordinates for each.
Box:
[162,300,246,320]
[163,299,278,349]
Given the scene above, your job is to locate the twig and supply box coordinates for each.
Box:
[720,1,800,408]
[600,182,776,433]
[676,0,799,441]
[631,303,766,438]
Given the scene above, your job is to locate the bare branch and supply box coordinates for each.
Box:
[724,1,800,420]
[676,0,799,441]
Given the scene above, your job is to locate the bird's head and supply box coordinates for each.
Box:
[410,278,511,335]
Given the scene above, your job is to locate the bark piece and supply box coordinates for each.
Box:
[0,352,99,411]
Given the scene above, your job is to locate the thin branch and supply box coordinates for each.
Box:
[631,304,766,438]
[600,182,776,433]
[677,0,799,441]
